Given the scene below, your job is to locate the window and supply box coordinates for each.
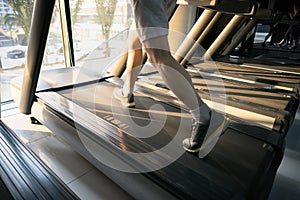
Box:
[0,0,133,103]
[71,0,133,69]
[0,1,64,103]
[0,0,30,102]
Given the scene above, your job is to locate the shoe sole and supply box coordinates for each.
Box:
[123,101,136,108]
[113,89,136,108]
[183,117,230,155]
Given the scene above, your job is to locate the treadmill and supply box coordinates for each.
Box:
[170,0,300,135]
[11,65,286,200]
[137,62,299,134]
[10,0,297,199]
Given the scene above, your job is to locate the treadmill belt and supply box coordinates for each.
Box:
[35,80,282,199]
[198,62,300,88]
[215,48,300,72]
[59,82,191,150]
[137,64,299,134]
[140,63,298,111]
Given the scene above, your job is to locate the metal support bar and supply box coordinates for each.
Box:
[59,0,75,67]
[173,9,216,62]
[181,12,223,65]
[222,18,258,56]
[203,15,246,60]
[19,0,55,114]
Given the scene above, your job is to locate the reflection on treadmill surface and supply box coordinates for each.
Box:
[30,77,283,200]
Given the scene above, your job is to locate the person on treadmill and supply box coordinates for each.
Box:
[113,0,229,157]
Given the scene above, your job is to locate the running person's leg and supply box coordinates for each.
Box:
[113,21,143,108]
[142,36,229,156]
[142,36,206,111]
[127,0,229,156]
[123,32,143,97]
[114,24,143,108]
[114,0,174,107]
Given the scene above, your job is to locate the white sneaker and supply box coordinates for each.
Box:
[198,110,230,158]
[183,110,230,158]
[113,88,136,108]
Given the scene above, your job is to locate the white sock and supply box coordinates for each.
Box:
[190,104,211,124]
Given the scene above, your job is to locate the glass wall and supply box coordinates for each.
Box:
[0,0,133,103]
[0,0,64,103]
[0,0,29,102]
[70,0,132,69]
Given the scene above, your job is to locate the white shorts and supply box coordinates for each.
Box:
[131,0,177,42]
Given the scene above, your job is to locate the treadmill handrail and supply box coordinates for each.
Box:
[19,0,55,114]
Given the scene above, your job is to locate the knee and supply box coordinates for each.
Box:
[144,48,172,64]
